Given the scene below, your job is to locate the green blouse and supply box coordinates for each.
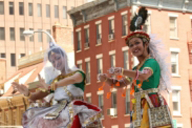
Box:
[133,58,160,92]
[73,70,86,91]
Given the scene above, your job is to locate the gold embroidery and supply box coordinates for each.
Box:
[143,67,154,75]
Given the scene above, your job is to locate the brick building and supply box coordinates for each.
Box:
[68,0,192,127]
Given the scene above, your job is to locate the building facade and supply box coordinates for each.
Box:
[0,0,88,79]
[68,0,192,128]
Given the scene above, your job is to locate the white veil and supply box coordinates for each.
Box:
[44,42,77,84]
[149,34,172,94]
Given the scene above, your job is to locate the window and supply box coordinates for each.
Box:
[29,28,34,42]
[63,6,67,19]
[172,89,181,115]
[0,53,6,58]
[98,94,104,115]
[20,28,25,41]
[46,4,50,18]
[10,28,15,41]
[28,3,33,16]
[85,28,89,43]
[85,61,91,83]
[76,31,81,50]
[109,19,115,34]
[38,29,42,42]
[110,54,116,67]
[87,97,91,103]
[11,53,16,66]
[37,4,42,17]
[97,58,103,74]
[112,91,117,108]
[46,29,51,42]
[123,51,129,69]
[170,17,177,38]
[19,2,24,15]
[9,2,14,15]
[0,27,5,40]
[122,14,128,36]
[20,53,25,58]
[96,23,102,40]
[0,2,4,15]
[171,52,179,75]
[86,93,92,103]
[125,89,130,114]
[77,64,82,70]
[54,5,59,18]
[143,14,151,34]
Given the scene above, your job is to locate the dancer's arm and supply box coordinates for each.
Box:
[98,73,130,88]
[12,82,49,101]
[112,67,152,81]
[56,71,83,88]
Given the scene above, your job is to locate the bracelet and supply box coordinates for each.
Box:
[121,68,124,75]
[24,92,32,98]
[135,70,140,80]
[104,77,108,82]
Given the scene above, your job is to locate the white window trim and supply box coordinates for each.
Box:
[77,60,82,64]
[86,93,92,97]
[122,46,129,51]
[96,54,103,59]
[84,25,90,29]
[170,48,180,77]
[85,57,90,62]
[108,15,115,20]
[169,15,179,40]
[124,123,130,128]
[97,90,104,95]
[75,28,81,32]
[170,48,180,53]
[190,16,192,19]
[111,88,117,92]
[172,86,182,116]
[111,125,118,128]
[168,13,178,18]
[95,20,102,24]
[121,11,128,15]
[109,50,116,55]
[177,123,183,128]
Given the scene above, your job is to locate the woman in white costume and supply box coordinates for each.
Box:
[12,42,103,128]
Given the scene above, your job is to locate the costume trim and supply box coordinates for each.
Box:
[143,67,154,75]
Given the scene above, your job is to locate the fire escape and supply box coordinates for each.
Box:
[187,31,192,101]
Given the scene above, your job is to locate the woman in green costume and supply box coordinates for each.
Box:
[99,7,173,128]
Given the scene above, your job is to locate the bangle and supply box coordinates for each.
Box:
[104,77,108,82]
[135,70,140,80]
[121,68,124,75]
[24,92,32,98]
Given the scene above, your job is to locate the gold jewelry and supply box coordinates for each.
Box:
[37,88,48,93]
[24,92,32,98]
[104,77,108,82]
[121,68,124,75]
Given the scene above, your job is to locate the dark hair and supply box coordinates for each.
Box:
[127,37,150,54]
[48,48,64,61]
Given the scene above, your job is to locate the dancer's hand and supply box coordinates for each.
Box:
[37,74,48,90]
[98,73,108,82]
[12,82,29,96]
[108,67,122,75]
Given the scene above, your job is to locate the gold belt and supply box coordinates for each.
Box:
[63,86,84,101]
[133,88,159,127]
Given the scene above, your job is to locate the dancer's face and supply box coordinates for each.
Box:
[49,53,64,71]
[129,37,148,57]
